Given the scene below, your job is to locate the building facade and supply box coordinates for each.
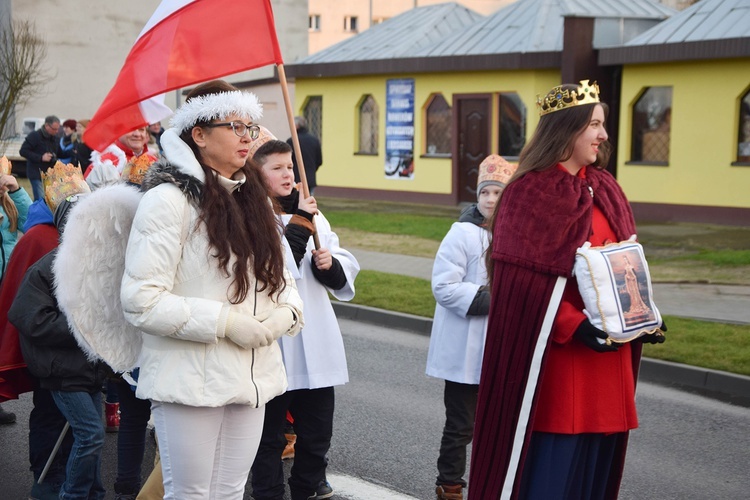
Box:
[289,0,750,225]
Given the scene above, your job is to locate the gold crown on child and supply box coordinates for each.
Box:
[122,153,157,186]
[41,161,91,212]
[537,80,600,116]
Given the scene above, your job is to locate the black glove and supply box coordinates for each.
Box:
[467,286,490,316]
[638,320,667,344]
[574,319,619,352]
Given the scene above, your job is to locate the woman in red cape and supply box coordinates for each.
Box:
[468,81,664,500]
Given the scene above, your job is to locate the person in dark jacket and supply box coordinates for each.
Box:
[9,195,110,500]
[19,116,69,201]
[0,191,71,500]
[58,119,78,165]
[72,119,94,171]
[286,116,322,194]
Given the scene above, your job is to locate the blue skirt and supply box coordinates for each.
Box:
[519,431,621,500]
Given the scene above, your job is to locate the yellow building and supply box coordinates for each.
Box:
[288,1,673,199]
[289,0,750,225]
[600,0,750,225]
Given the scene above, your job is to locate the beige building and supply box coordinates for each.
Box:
[1,0,307,142]
[307,0,514,54]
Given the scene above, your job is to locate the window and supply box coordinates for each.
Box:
[308,15,321,32]
[424,94,451,155]
[373,17,389,25]
[303,96,322,142]
[358,95,379,154]
[738,88,750,163]
[344,16,358,33]
[631,86,672,164]
[498,92,526,158]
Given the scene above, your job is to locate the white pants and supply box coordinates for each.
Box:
[151,401,265,499]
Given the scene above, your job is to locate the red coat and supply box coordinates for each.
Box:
[533,202,638,434]
[468,165,641,500]
[0,224,59,401]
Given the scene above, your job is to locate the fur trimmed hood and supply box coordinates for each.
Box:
[141,128,203,204]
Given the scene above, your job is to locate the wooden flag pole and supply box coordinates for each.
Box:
[277,63,320,249]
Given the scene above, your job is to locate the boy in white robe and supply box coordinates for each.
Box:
[427,155,516,500]
[250,133,359,500]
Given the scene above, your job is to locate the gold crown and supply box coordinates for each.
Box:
[0,156,11,176]
[122,153,157,186]
[537,80,600,116]
[41,161,91,212]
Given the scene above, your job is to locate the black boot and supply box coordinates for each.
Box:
[0,403,16,425]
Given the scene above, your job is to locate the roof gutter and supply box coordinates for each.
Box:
[285,52,561,78]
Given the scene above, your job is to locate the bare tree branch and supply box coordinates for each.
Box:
[0,19,53,142]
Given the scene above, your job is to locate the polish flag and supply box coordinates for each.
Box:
[85,0,283,151]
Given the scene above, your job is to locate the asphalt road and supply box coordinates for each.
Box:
[1,318,749,499]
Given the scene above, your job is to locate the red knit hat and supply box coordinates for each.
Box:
[63,119,77,130]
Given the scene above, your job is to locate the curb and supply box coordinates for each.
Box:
[333,302,750,408]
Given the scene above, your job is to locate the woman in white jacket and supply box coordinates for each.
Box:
[120,80,303,499]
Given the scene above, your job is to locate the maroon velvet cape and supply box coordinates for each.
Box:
[0,224,59,401]
[468,166,641,499]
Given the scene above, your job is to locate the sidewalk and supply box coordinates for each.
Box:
[344,248,750,407]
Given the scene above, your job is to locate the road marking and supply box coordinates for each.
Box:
[327,473,420,499]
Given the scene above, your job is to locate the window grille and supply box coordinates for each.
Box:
[631,87,672,163]
[738,89,750,163]
[304,96,322,142]
[425,94,451,155]
[498,92,526,158]
[358,95,379,154]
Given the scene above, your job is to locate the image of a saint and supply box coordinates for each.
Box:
[623,255,650,315]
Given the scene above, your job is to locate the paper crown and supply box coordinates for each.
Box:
[248,125,277,159]
[477,155,517,193]
[121,153,157,186]
[41,161,91,212]
[0,156,11,176]
[537,80,600,116]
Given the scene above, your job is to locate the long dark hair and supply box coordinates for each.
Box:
[484,85,611,281]
[180,80,285,302]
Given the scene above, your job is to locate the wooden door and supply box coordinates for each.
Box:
[453,94,491,203]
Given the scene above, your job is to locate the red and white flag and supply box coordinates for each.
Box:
[85,0,283,151]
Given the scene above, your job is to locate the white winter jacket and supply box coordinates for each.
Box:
[120,129,303,407]
[425,221,489,385]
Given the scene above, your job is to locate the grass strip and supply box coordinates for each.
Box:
[346,270,436,318]
[325,212,455,241]
[642,316,750,376]
[673,249,750,266]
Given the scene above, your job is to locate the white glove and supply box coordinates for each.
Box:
[221,307,275,349]
[260,306,297,339]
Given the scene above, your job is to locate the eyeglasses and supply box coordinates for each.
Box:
[204,121,260,139]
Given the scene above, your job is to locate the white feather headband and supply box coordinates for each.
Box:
[170,90,263,133]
